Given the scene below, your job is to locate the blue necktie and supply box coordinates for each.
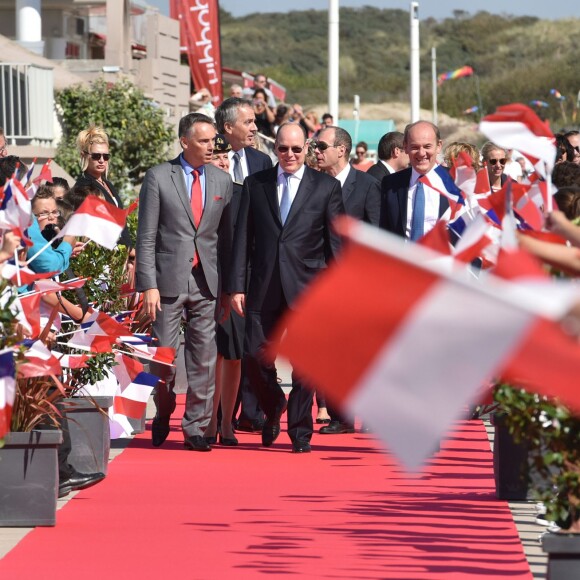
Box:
[280,173,291,224]
[410,180,425,241]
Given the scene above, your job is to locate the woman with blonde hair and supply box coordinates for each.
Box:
[481,141,508,193]
[444,141,481,171]
[74,125,131,246]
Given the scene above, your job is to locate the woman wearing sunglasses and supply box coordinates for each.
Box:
[481,141,508,193]
[74,125,131,246]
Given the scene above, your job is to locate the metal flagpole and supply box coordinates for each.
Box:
[431,47,437,126]
[328,0,339,122]
[410,2,420,122]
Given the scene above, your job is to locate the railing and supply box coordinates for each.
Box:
[0,63,55,146]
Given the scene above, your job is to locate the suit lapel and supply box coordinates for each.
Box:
[397,168,412,237]
[171,160,195,228]
[199,165,215,229]
[264,167,282,226]
[341,167,356,204]
[284,166,312,228]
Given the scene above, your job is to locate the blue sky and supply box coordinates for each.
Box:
[147,0,579,20]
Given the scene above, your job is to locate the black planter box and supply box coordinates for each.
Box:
[0,430,62,527]
[492,412,529,500]
[542,532,580,579]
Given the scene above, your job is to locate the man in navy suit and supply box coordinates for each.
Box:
[227,122,344,453]
[315,125,380,226]
[380,121,449,239]
[367,131,409,182]
[215,97,273,433]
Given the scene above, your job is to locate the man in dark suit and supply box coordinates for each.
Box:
[315,125,380,225]
[227,122,344,453]
[315,125,380,434]
[367,131,409,182]
[215,97,273,433]
[380,121,449,240]
[136,113,233,452]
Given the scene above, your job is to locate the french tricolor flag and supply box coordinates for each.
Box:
[113,372,158,419]
[55,195,129,250]
[275,219,580,469]
[0,349,16,440]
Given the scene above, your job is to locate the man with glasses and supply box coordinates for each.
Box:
[367,131,409,182]
[314,125,380,435]
[380,121,450,240]
[565,131,580,164]
[227,122,344,453]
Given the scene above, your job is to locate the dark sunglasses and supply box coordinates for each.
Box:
[313,141,336,151]
[277,145,304,154]
[88,152,111,161]
[488,158,506,166]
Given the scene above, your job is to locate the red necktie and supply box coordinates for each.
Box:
[191,168,203,267]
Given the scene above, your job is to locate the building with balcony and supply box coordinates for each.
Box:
[0,0,189,179]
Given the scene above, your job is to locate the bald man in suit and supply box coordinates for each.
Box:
[227,122,344,453]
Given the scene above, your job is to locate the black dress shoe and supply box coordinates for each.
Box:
[219,434,239,446]
[234,419,265,433]
[319,421,355,434]
[59,470,105,498]
[292,441,311,453]
[203,435,217,445]
[261,420,281,447]
[184,435,212,452]
[151,415,171,447]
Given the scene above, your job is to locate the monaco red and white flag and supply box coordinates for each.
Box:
[274,219,580,469]
[55,195,129,250]
[479,103,556,174]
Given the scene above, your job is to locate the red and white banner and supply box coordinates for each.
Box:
[170,0,223,105]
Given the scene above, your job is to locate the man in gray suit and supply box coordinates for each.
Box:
[136,113,233,451]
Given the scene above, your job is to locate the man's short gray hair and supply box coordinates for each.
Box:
[215,97,253,133]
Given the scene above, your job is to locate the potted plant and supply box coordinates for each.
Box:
[0,282,63,527]
[60,352,117,475]
[494,383,580,579]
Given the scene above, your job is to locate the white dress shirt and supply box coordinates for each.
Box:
[380,159,396,174]
[335,163,352,187]
[405,165,445,239]
[277,164,305,210]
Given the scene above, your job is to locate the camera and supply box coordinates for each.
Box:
[41,223,61,247]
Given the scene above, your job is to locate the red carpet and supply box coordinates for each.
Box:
[0,397,531,579]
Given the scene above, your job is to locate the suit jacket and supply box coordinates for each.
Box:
[244,147,273,175]
[367,160,391,183]
[342,167,381,226]
[227,164,344,311]
[136,157,233,298]
[380,166,449,238]
[74,172,132,246]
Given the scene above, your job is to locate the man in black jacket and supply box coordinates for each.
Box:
[227,123,344,453]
